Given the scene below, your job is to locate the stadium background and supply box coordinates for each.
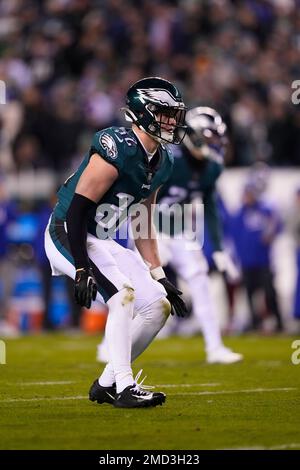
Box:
[1,0,300,453]
[0,0,299,335]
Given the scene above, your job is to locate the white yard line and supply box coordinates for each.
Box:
[269,443,300,450]
[14,381,77,386]
[257,360,282,367]
[224,443,300,450]
[0,395,87,403]
[0,386,296,404]
[4,381,220,388]
[155,383,221,388]
[168,387,297,396]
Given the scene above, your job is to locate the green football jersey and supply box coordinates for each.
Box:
[53,127,173,239]
[157,145,223,250]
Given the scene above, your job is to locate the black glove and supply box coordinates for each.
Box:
[158,278,188,317]
[74,267,97,308]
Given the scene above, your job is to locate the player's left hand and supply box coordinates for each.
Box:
[212,251,240,283]
[158,278,188,317]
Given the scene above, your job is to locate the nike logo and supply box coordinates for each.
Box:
[106,392,115,401]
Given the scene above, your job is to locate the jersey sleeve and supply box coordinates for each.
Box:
[89,129,124,173]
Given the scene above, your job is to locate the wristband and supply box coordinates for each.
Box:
[150,266,165,281]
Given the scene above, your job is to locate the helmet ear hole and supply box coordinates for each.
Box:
[148,104,156,112]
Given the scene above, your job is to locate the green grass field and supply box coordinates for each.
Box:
[0,333,300,450]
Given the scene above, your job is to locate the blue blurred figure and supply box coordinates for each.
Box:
[288,188,300,321]
[232,182,283,331]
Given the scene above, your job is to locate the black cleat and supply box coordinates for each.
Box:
[114,385,166,408]
[153,391,167,402]
[89,379,116,405]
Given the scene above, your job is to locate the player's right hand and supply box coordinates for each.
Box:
[74,267,97,308]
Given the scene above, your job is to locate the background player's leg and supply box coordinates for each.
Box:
[167,238,242,363]
[170,241,223,353]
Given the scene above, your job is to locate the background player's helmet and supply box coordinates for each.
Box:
[183,106,227,162]
[124,77,187,145]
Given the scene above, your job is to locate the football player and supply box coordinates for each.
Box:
[44,77,188,408]
[156,106,243,363]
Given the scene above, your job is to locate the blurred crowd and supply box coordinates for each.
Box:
[0,0,300,174]
[0,0,300,335]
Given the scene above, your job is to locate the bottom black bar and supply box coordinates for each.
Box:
[0,450,299,466]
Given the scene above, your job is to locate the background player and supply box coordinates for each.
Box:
[156,107,243,364]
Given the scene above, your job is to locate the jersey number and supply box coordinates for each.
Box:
[159,186,188,206]
[95,193,135,231]
[114,128,136,147]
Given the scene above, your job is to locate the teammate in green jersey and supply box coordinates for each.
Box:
[156,107,243,364]
[44,77,188,408]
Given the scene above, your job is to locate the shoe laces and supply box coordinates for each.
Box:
[131,369,154,396]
